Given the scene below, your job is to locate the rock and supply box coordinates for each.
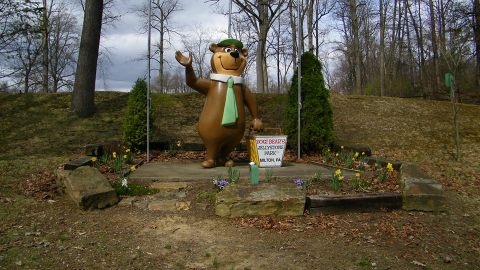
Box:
[367,157,402,171]
[150,182,188,192]
[63,166,119,210]
[64,157,93,171]
[85,143,104,157]
[215,182,306,217]
[444,256,453,263]
[117,197,138,207]
[175,201,191,211]
[400,164,444,212]
[54,168,71,193]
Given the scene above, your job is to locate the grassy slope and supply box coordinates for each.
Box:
[1,92,479,188]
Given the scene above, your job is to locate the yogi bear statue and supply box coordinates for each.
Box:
[175,38,263,168]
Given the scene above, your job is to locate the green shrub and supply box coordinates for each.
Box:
[123,79,154,151]
[284,52,333,153]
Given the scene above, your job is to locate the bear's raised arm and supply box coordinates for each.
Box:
[175,51,209,95]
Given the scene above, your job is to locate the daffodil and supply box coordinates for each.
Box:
[126,149,130,153]
[123,155,127,159]
[335,169,342,176]
[91,157,97,162]
[341,145,344,149]
[338,175,344,181]
[335,153,339,157]
[354,152,359,158]
[130,165,136,172]
[386,162,394,172]
[361,152,365,156]
[355,172,361,178]
[112,152,117,158]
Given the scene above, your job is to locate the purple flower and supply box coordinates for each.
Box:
[293,178,305,187]
[213,179,229,189]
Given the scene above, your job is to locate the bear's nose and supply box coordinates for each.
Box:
[230,51,239,59]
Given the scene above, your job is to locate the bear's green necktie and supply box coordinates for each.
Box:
[222,77,238,126]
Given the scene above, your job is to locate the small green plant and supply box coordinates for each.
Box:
[350,172,361,189]
[227,167,240,183]
[112,152,124,175]
[358,152,368,171]
[264,168,273,182]
[358,258,370,268]
[113,180,158,196]
[321,148,330,163]
[310,171,322,184]
[99,152,111,165]
[212,258,220,269]
[378,162,394,183]
[331,169,343,192]
[342,151,354,169]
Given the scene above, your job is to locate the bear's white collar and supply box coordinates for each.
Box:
[210,73,243,84]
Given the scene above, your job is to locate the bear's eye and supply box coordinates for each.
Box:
[224,47,232,53]
[234,49,239,53]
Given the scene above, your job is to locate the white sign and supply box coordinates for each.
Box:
[255,135,288,167]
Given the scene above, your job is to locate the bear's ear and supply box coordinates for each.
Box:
[209,43,218,53]
[241,47,248,57]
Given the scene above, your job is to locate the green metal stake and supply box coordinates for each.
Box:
[445,72,460,161]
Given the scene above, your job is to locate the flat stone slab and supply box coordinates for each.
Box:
[150,182,189,192]
[400,164,444,211]
[307,192,402,214]
[215,182,306,217]
[64,156,92,170]
[129,161,334,184]
[64,166,119,210]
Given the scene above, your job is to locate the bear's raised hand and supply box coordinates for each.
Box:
[175,51,192,67]
[250,118,264,131]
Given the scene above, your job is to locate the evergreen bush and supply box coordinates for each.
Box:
[284,52,333,153]
[123,79,154,151]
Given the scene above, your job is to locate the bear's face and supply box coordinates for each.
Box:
[210,43,248,76]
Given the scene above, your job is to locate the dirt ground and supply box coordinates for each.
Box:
[1,92,480,269]
[1,176,479,269]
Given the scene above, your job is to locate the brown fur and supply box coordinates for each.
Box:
[175,43,263,168]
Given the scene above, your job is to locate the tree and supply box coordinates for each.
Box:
[137,0,181,93]
[285,52,333,153]
[123,79,154,150]
[72,0,104,117]
[475,0,480,87]
[212,0,288,93]
[181,28,212,79]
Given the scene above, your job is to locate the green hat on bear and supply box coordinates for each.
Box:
[217,38,244,49]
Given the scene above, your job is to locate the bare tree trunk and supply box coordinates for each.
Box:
[475,0,480,87]
[256,1,269,93]
[428,0,440,98]
[380,0,385,96]
[72,0,103,117]
[307,0,314,52]
[276,18,281,93]
[41,0,49,93]
[349,0,362,94]
[159,9,164,93]
[289,0,297,68]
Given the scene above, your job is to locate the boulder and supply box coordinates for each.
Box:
[215,182,306,217]
[400,164,444,212]
[64,156,92,171]
[64,166,118,210]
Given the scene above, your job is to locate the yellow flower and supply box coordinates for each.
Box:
[335,169,342,176]
[355,172,360,178]
[354,152,359,158]
[126,149,130,153]
[130,165,136,172]
[341,145,344,149]
[91,157,97,162]
[338,175,344,181]
[335,153,339,157]
[386,163,394,172]
[112,152,117,158]
[123,155,127,159]
[361,152,365,156]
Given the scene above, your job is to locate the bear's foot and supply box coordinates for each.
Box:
[201,159,215,168]
[224,160,234,167]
